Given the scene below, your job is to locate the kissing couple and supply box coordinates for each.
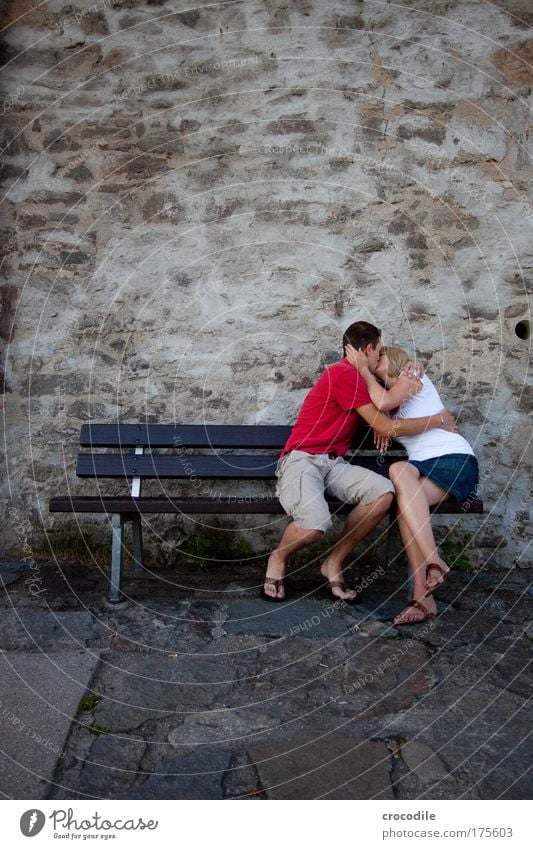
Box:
[262,321,479,626]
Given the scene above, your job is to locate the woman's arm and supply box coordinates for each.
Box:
[345,345,421,411]
[356,403,456,438]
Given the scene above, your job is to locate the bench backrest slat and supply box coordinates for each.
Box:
[79,423,404,452]
[76,453,400,480]
[80,424,293,448]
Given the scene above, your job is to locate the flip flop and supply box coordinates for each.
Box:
[425,562,450,592]
[260,577,287,603]
[393,599,436,627]
[319,580,360,606]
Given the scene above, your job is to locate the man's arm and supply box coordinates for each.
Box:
[356,403,456,438]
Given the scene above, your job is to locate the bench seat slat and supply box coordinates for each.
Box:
[49,495,484,515]
[49,495,339,514]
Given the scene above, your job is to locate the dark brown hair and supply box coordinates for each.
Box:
[342,321,381,354]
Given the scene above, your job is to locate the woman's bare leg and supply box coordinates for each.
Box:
[390,462,452,623]
[393,511,437,624]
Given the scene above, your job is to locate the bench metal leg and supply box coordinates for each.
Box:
[109,514,124,603]
[131,517,144,572]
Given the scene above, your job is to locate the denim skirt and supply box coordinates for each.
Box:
[408,453,479,501]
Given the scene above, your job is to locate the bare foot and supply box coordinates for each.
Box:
[319,563,357,601]
[424,561,450,594]
[262,551,286,600]
[393,596,437,626]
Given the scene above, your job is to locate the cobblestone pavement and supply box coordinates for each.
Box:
[0,557,531,800]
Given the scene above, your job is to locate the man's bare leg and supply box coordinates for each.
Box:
[320,492,394,600]
[264,522,323,599]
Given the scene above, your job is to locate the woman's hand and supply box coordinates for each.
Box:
[373,430,391,453]
[345,344,370,373]
[400,360,424,379]
[440,409,457,432]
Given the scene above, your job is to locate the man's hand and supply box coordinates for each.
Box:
[440,409,457,432]
[401,360,424,380]
[345,344,369,372]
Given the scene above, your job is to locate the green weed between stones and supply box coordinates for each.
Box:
[28,526,112,565]
[439,531,474,572]
[87,724,110,737]
[78,693,102,712]
[178,531,254,569]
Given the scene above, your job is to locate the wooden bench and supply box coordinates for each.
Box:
[49,423,483,602]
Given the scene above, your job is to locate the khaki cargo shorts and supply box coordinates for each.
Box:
[275,449,395,533]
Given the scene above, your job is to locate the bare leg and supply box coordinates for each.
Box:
[320,492,393,600]
[393,511,437,624]
[390,462,452,622]
[264,522,323,599]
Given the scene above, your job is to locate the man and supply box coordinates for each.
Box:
[263,321,456,602]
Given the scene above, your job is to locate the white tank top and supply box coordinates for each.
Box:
[393,374,474,462]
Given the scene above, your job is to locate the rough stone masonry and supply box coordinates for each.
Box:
[0,0,531,565]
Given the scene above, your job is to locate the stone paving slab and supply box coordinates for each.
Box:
[0,609,110,651]
[0,560,34,588]
[75,735,148,799]
[0,650,100,799]
[249,732,394,799]
[224,598,360,638]
[126,748,233,799]
[384,682,532,799]
[92,652,242,732]
[401,740,449,783]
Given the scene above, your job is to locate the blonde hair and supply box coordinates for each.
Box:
[382,346,411,378]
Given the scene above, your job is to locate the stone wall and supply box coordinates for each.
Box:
[1,0,531,564]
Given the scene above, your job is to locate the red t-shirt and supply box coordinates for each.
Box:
[282,359,373,457]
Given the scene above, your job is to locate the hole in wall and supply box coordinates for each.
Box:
[514,320,531,341]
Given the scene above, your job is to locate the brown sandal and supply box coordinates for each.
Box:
[394,599,436,626]
[323,580,360,606]
[261,577,287,603]
[425,562,450,592]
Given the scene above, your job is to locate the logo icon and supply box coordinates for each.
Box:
[20,810,46,837]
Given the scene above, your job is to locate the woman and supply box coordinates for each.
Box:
[346,344,479,625]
